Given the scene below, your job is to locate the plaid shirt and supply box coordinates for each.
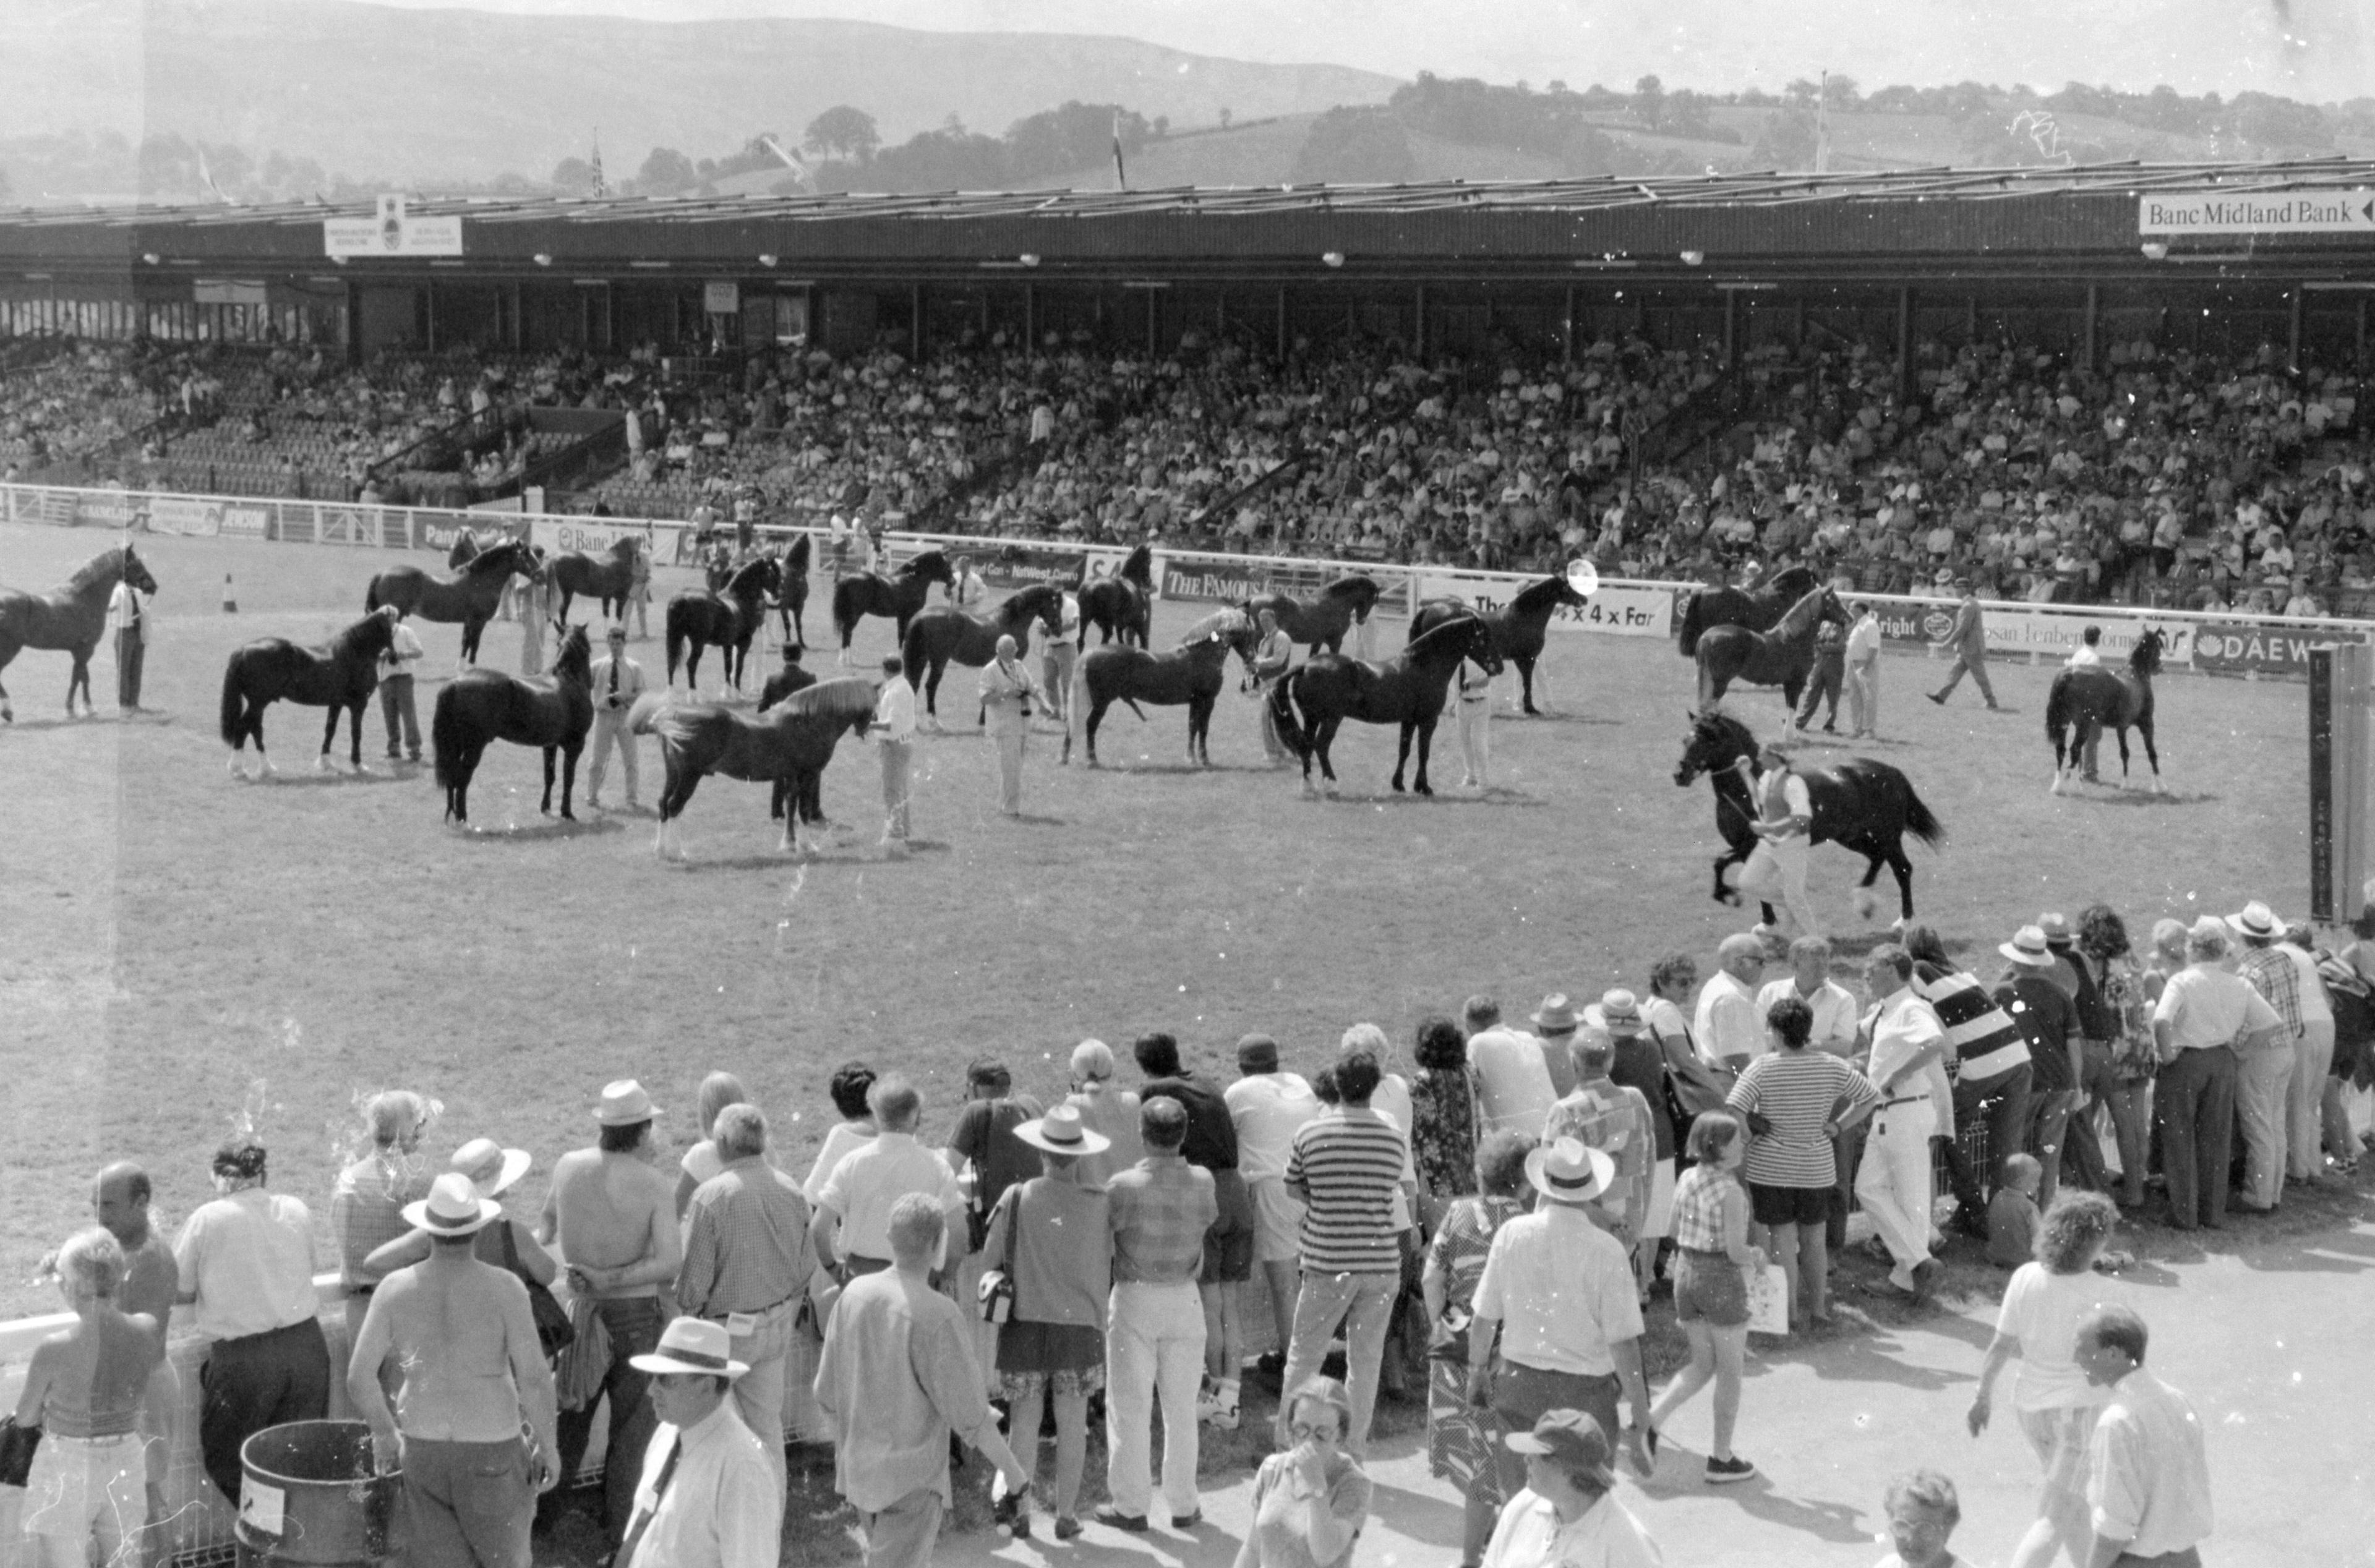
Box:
[1669,1164,1743,1254]
[678,1156,816,1317]
[1542,1081,1657,1235]
[2237,944,2306,1038]
[330,1151,430,1288]
[1105,1152,1217,1285]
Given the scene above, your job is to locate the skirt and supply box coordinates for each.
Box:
[997,1319,1105,1399]
[1424,1356,1504,1502]
[20,1430,147,1543]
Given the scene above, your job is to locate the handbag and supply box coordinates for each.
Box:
[975,1188,1019,1325]
[0,1415,41,1488]
[553,1289,612,1413]
[497,1220,575,1359]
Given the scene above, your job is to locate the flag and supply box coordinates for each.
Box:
[1111,111,1127,189]
[589,131,607,197]
[197,147,233,205]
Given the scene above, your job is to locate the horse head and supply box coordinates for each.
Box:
[1324,575,1382,621]
[1010,583,1064,636]
[1119,542,1155,587]
[1411,613,1499,674]
[2131,627,2165,676]
[471,539,534,581]
[1674,709,1753,786]
[725,555,779,602]
[905,550,955,589]
[120,543,158,595]
[1818,586,1853,629]
[550,623,593,683]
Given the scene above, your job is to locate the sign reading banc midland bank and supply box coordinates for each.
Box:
[2138,190,2375,235]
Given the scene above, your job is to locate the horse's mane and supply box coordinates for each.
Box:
[784,533,811,571]
[1405,612,1484,658]
[777,676,878,720]
[1322,575,1379,604]
[461,540,526,577]
[722,556,775,595]
[1767,564,1819,597]
[65,547,129,592]
[901,549,948,579]
[1769,585,1834,639]
[602,535,640,560]
[1698,709,1758,756]
[1510,575,1570,613]
[1179,608,1248,646]
[1120,542,1153,585]
[550,624,592,679]
[2130,628,2163,674]
[330,611,396,658]
[998,582,1059,624]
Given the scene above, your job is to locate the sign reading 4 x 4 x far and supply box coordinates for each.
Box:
[2139,190,2375,234]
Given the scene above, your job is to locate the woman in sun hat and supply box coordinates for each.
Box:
[364,1136,556,1286]
[978,1104,1114,1541]
[1996,925,2082,1209]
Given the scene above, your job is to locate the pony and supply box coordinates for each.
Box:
[1673,709,1945,929]
[1675,564,1822,656]
[2046,628,2166,795]
[665,555,779,697]
[1077,543,1155,649]
[1245,575,1382,655]
[831,548,954,662]
[218,607,399,778]
[0,543,157,720]
[547,535,643,624]
[1692,584,1851,712]
[774,534,813,649]
[1407,572,1590,716]
[365,539,539,668]
[900,583,1066,727]
[430,622,594,824]
[1063,608,1260,769]
[446,528,488,570]
[637,676,879,858]
[1268,613,1499,797]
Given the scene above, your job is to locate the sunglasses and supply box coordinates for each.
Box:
[1288,1422,1343,1443]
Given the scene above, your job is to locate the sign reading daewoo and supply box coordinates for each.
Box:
[2139,190,2375,234]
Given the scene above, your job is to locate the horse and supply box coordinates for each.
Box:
[1245,575,1382,655]
[547,535,643,624]
[1692,584,1852,713]
[365,539,539,668]
[1675,564,1822,656]
[831,548,954,662]
[1063,608,1260,768]
[2046,628,2166,795]
[665,555,780,697]
[430,622,595,824]
[1077,543,1155,649]
[1672,709,1945,929]
[446,529,487,570]
[218,607,398,778]
[901,583,1067,727]
[1408,572,1589,716]
[774,534,813,649]
[1268,613,1499,797]
[636,676,880,858]
[0,543,157,720]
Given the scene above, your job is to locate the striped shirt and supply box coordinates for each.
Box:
[1915,963,2031,1081]
[1106,1153,1217,1285]
[1542,1083,1656,1235]
[1286,1107,1407,1274]
[1726,1050,1880,1188]
[1669,1164,1744,1254]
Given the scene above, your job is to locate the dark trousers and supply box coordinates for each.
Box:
[380,675,421,759]
[1828,1120,1869,1250]
[1940,1063,2033,1224]
[1795,657,1844,728]
[554,1297,664,1545]
[2156,1047,2238,1229]
[1489,1361,1620,1501]
[198,1318,332,1503]
[403,1436,533,1568]
[116,628,145,709]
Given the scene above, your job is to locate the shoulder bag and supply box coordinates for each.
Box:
[975,1187,1020,1324]
[497,1219,576,1359]
[0,1415,41,1488]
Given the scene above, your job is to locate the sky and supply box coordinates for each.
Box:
[341,0,2372,98]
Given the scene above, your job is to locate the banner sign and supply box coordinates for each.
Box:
[704,281,740,315]
[148,496,223,537]
[1874,602,2194,663]
[976,542,1091,590]
[2191,621,2364,676]
[530,517,672,561]
[1162,560,1282,604]
[217,505,269,539]
[2139,190,2375,235]
[1415,570,1674,638]
[323,194,464,258]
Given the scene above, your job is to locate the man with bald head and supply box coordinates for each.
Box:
[94,1162,178,1544]
[1693,934,1769,1086]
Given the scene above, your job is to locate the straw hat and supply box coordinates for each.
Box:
[400,1172,502,1237]
[629,1317,750,1380]
[448,1138,531,1199]
[1998,926,2057,968]
[1011,1103,1111,1158]
[1523,1138,1614,1207]
[2228,900,2282,941]
[1530,994,1581,1034]
[1589,989,1648,1036]
[593,1080,662,1125]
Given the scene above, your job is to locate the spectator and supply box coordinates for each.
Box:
[625,1319,781,1568]
[1423,1131,1534,1566]
[980,1105,1115,1541]
[2068,907,2157,1209]
[1134,1031,1252,1432]
[1526,995,1585,1101]
[1466,994,1557,1140]
[870,655,916,853]
[1234,1377,1372,1568]
[1466,1140,1653,1488]
[1643,955,1732,1149]
[1100,1097,1217,1532]
[2076,1306,2214,1567]
[349,1174,560,1568]
[1967,1190,2121,1568]
[1755,935,1861,1249]
[2152,918,2282,1229]
[1874,1468,1967,1568]
[379,607,425,764]
[2228,900,2303,1212]
[1905,923,2034,1238]
[1996,926,2083,1208]
[1693,935,1768,1084]
[588,624,647,812]
[1985,1154,2045,1269]
[677,1104,815,1509]
[1225,1033,1319,1391]
[1926,575,1999,710]
[946,1057,1045,1389]
[1854,945,1951,1301]
[1726,996,1880,1331]
[1593,991,1679,1293]
[811,1076,964,1278]
[676,1071,753,1217]
[90,1162,177,1535]
[1480,1409,1661,1568]
[173,1140,330,1504]
[1845,599,1883,740]
[1408,1015,1480,1206]
[1645,1111,1760,1485]
[2277,921,2339,1187]
[331,1090,435,1366]
[1543,1022,1658,1248]
[1063,1039,1143,1188]
[539,1080,682,1544]
[800,1062,878,1204]
[16,1227,166,1568]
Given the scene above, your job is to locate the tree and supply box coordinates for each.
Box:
[1663,89,1714,139]
[1821,74,1861,111]
[1751,106,1818,169]
[1632,74,1666,132]
[1004,101,1151,183]
[636,146,696,194]
[550,156,593,190]
[1293,107,1414,184]
[803,105,880,164]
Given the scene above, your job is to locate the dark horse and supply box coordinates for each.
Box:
[1693,584,1851,713]
[1408,572,1589,717]
[639,676,880,858]
[366,539,539,668]
[447,528,492,570]
[901,583,1066,726]
[1246,575,1382,655]
[1269,614,1499,797]
[1077,543,1155,649]
[547,535,644,624]
[1063,608,1260,768]
[831,548,954,662]
[774,534,813,649]
[1675,564,1821,656]
[431,622,594,823]
[219,607,399,778]
[1674,709,1945,929]
[666,556,780,696]
[0,543,158,720]
[2046,628,2166,795]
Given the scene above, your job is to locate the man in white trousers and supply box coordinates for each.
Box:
[1844,599,1882,739]
[1855,944,1949,1302]
[872,655,916,856]
[587,625,648,811]
[1732,736,1818,939]
[1455,646,1495,791]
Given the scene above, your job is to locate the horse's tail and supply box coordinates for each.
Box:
[218,653,246,747]
[1676,590,1703,657]
[665,604,687,684]
[1069,650,1091,749]
[1901,779,1946,850]
[626,690,673,738]
[1268,670,1306,756]
[2043,671,2076,753]
[364,575,383,615]
[899,618,930,692]
[431,683,467,790]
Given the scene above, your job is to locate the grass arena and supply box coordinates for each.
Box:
[4,516,2370,1565]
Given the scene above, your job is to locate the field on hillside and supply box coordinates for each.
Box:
[0,519,2324,1321]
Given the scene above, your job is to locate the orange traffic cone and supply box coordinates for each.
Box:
[221,573,238,613]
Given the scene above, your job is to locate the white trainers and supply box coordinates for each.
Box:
[1195,1389,1239,1430]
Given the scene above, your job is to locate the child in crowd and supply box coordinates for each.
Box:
[1986,1154,2043,1269]
[1873,1468,1966,1568]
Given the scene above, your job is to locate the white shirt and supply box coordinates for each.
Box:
[108,582,147,640]
[173,1188,320,1341]
[1471,1203,1643,1376]
[1482,1488,1662,1568]
[872,678,916,743]
[1468,1026,1558,1136]
[1845,615,1881,663]
[1367,1072,1419,1228]
[592,652,648,712]
[380,620,424,680]
[801,1122,876,1206]
[1693,970,1763,1070]
[2088,1370,2214,1558]
[1755,978,1859,1057]
[1996,1263,2116,1412]
[814,1131,961,1263]
[2280,943,2334,1025]
[624,1399,779,1568]
[1864,987,1951,1123]
[2065,643,2105,669]
[1225,1072,1320,1183]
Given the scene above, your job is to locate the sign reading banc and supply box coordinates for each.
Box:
[2138,190,2375,235]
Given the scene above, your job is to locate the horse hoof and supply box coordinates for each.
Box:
[1414,783,1432,798]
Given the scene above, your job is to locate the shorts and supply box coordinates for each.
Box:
[1246,1176,1304,1265]
[1672,1249,1749,1328]
[1201,1169,1256,1284]
[1640,1160,1677,1242]
[20,1430,147,1543]
[996,1319,1106,1400]
[1748,1181,1830,1227]
[2019,1404,2102,1498]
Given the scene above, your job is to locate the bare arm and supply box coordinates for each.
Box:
[362,1230,433,1280]
[809,1206,843,1277]
[672,1167,700,1221]
[502,1284,560,1490]
[1614,1336,1653,1470]
[1465,1311,1500,1406]
[15,1340,56,1426]
[1966,1331,2023,1436]
[1420,1250,1450,1323]
[346,1293,401,1470]
[505,1220,558,1286]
